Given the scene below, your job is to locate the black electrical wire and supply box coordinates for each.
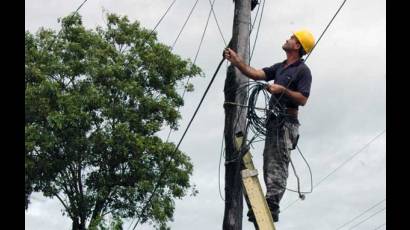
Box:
[282,130,386,213]
[250,0,265,60]
[45,0,90,51]
[305,0,348,62]
[218,131,225,201]
[74,0,89,14]
[271,0,348,110]
[373,223,386,230]
[171,0,200,49]
[132,57,227,229]
[348,207,386,230]
[166,0,216,142]
[335,198,386,230]
[147,0,177,38]
[207,0,227,46]
[236,81,314,195]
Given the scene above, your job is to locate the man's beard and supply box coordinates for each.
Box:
[282,43,296,52]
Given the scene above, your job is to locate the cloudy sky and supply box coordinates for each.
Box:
[25,0,386,229]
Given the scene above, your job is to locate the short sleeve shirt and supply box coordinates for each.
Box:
[262,59,312,110]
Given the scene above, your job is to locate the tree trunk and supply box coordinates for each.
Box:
[222,0,251,229]
[71,219,86,230]
[72,218,81,230]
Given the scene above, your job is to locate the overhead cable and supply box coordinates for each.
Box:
[282,130,386,212]
[335,198,386,230]
[348,207,386,230]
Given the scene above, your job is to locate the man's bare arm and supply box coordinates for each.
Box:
[267,84,308,106]
[224,48,266,81]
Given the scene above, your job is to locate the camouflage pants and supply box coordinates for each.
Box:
[263,117,299,216]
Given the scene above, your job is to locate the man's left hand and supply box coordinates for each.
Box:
[266,83,286,94]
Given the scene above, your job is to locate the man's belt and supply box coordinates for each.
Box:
[286,108,298,117]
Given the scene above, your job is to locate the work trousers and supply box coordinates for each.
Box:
[263,117,300,215]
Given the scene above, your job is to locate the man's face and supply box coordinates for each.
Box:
[282,35,301,52]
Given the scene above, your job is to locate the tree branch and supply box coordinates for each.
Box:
[77,160,86,227]
[55,193,74,219]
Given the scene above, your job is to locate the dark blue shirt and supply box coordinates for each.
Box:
[262,59,312,110]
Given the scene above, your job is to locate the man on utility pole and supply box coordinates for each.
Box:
[224,29,315,224]
[222,0,252,229]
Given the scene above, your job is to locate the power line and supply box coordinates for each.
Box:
[132,1,228,227]
[314,130,386,188]
[73,0,89,15]
[348,207,386,230]
[223,0,352,209]
[271,0,348,122]
[134,0,349,226]
[373,222,386,230]
[207,0,227,46]
[305,0,348,61]
[169,0,265,201]
[250,0,262,32]
[166,0,216,142]
[279,0,370,213]
[132,57,227,229]
[147,0,177,38]
[193,1,214,64]
[46,0,90,51]
[218,0,265,201]
[335,198,386,230]
[282,130,386,212]
[250,0,265,60]
[171,0,200,49]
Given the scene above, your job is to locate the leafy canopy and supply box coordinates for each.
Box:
[25,12,201,229]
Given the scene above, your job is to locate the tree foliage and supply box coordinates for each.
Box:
[25,13,201,229]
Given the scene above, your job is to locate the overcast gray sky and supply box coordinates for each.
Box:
[25,0,386,229]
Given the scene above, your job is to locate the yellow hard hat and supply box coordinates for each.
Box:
[293,29,315,53]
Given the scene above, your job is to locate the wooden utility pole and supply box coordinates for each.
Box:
[223,0,251,229]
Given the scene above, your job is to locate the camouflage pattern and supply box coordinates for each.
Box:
[262,117,299,219]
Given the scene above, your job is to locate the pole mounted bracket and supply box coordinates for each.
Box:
[251,0,259,11]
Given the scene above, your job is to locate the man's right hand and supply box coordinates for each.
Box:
[224,48,242,66]
[223,48,267,81]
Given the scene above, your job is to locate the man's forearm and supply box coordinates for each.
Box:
[224,48,265,80]
[284,88,308,106]
[233,61,264,81]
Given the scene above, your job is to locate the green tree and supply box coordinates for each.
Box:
[25,13,201,230]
